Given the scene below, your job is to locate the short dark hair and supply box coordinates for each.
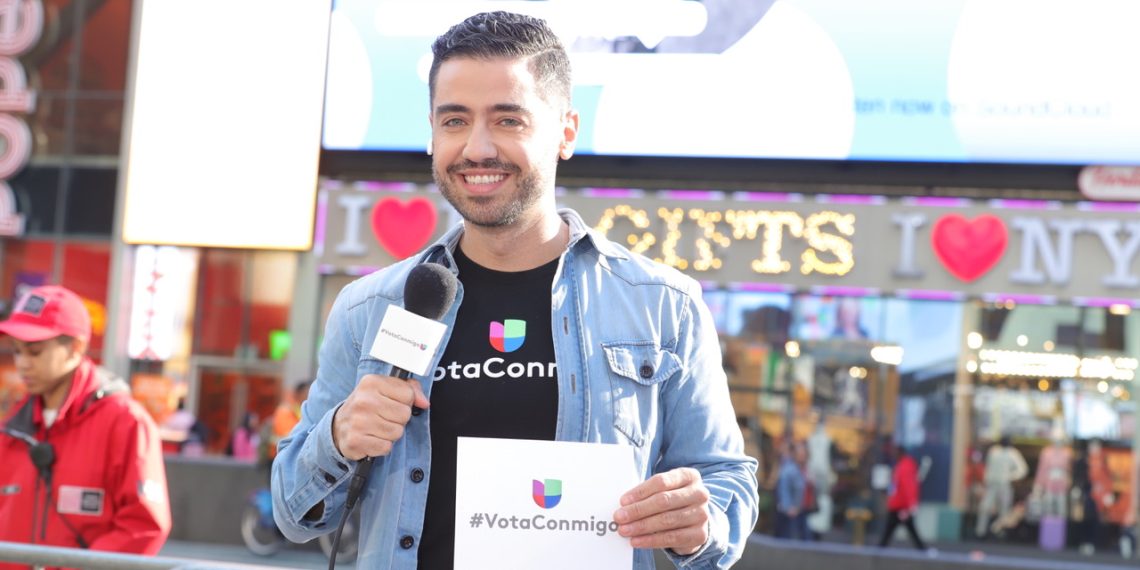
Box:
[429,11,572,110]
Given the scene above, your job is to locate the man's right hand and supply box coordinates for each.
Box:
[332,374,430,460]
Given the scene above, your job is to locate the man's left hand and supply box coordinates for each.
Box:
[613,467,711,555]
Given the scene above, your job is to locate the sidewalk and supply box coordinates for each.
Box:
[816,528,1137,568]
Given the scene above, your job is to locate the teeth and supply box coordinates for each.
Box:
[464,174,505,185]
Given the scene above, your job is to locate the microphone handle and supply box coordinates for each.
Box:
[345,366,415,510]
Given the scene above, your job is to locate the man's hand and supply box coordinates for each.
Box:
[331,374,429,460]
[613,467,711,555]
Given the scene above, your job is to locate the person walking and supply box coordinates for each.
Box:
[878,441,929,551]
[0,285,171,566]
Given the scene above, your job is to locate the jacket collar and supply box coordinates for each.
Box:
[420,207,629,265]
[4,359,129,434]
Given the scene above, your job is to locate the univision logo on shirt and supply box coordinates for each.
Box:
[490,319,525,353]
[532,478,562,509]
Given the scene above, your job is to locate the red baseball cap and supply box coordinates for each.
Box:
[0,285,92,343]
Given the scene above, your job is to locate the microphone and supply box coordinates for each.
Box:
[345,262,458,511]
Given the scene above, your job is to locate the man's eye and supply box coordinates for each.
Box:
[442,118,465,127]
[500,118,522,127]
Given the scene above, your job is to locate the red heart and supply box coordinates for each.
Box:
[371,197,438,259]
[931,214,1008,282]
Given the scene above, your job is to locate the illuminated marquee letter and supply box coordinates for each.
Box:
[655,207,688,269]
[689,208,732,271]
[801,211,855,276]
[596,205,655,254]
[729,210,804,275]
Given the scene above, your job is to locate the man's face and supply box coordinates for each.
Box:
[430,56,578,228]
[9,337,82,396]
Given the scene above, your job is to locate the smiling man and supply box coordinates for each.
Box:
[272,11,758,569]
[0,285,170,566]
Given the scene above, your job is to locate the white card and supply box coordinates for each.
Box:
[368,305,448,376]
[454,437,638,570]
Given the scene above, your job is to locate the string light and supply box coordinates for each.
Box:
[596,205,655,254]
[655,207,688,269]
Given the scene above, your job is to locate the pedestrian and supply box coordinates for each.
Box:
[878,441,930,552]
[261,381,309,464]
[228,411,259,463]
[0,285,171,564]
[270,10,758,569]
[775,439,808,540]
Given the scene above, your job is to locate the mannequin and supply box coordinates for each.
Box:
[976,435,1028,537]
[805,422,835,537]
[1032,432,1072,518]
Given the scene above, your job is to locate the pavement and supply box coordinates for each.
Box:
[158,532,1139,570]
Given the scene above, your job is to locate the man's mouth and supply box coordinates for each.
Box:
[463,174,507,185]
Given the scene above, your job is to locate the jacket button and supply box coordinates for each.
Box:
[400,535,415,549]
[411,468,425,483]
[639,363,654,379]
[323,472,337,484]
[412,406,423,417]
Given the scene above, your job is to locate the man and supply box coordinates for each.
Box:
[0,285,171,566]
[774,440,807,540]
[272,10,757,569]
[877,442,928,552]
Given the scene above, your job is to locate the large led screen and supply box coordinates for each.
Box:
[324,0,1140,165]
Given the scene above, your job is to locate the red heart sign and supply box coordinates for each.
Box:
[371,197,438,260]
[931,214,1008,282]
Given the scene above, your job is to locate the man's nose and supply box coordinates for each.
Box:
[462,123,497,163]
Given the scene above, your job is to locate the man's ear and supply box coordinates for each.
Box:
[559,109,580,160]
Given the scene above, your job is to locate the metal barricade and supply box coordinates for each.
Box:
[0,541,288,570]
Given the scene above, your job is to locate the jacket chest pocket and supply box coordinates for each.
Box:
[602,342,681,447]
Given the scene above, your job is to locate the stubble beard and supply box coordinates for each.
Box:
[434,160,547,229]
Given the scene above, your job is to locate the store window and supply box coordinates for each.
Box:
[964,302,1138,543]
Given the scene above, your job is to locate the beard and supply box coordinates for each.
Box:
[433,158,545,228]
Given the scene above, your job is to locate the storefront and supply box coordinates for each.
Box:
[309,180,1140,541]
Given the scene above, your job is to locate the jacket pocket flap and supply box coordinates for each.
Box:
[602,342,680,385]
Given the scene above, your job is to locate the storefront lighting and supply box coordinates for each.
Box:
[1109,304,1132,316]
[785,341,801,358]
[966,360,978,373]
[974,349,1136,381]
[1003,300,1016,310]
[1111,385,1126,398]
[967,332,983,350]
[870,345,903,366]
[1043,340,1055,351]
[1037,379,1050,392]
[848,366,868,379]
[1016,334,1028,347]
[1097,381,1109,393]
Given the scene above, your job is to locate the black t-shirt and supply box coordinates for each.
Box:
[418,248,559,569]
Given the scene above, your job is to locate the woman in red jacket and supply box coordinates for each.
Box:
[0,286,171,569]
[877,441,929,551]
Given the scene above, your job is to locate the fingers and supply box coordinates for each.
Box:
[620,468,702,507]
[614,468,710,553]
[332,374,429,460]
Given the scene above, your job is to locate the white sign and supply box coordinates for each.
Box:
[454,437,637,570]
[1079,165,1140,202]
[369,305,447,376]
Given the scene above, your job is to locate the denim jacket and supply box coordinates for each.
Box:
[272,208,759,569]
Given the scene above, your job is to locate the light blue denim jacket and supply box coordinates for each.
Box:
[272,208,758,569]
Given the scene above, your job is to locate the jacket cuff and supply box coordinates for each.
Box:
[664,504,727,569]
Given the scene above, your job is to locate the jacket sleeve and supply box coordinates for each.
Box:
[271,284,363,542]
[900,460,920,511]
[659,286,759,570]
[88,401,172,554]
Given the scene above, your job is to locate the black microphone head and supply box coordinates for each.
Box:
[30,442,55,472]
[403,263,458,321]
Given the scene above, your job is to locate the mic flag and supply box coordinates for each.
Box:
[368,263,458,377]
